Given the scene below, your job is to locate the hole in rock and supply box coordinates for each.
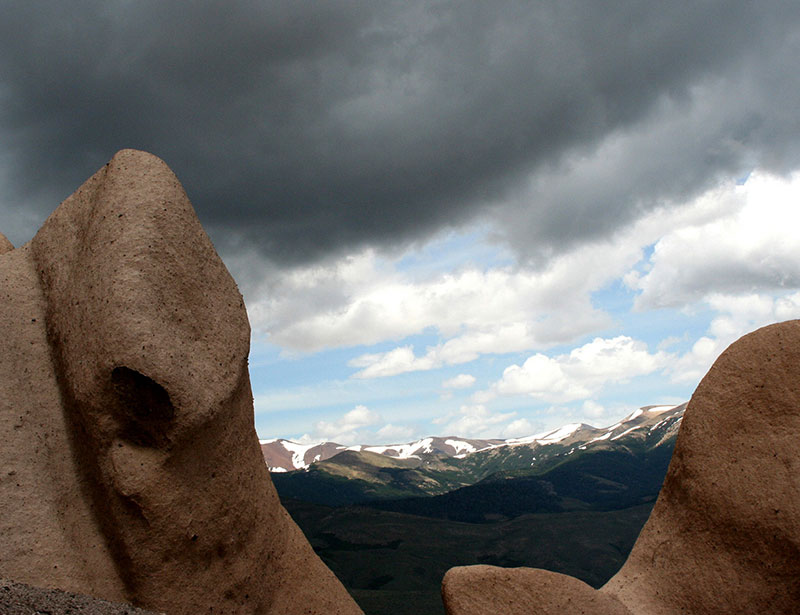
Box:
[111,366,175,447]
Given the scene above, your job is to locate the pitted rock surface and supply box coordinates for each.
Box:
[443,320,800,615]
[0,232,12,254]
[0,150,362,615]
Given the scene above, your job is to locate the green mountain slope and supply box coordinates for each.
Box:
[272,406,684,615]
[270,450,471,505]
[272,405,683,509]
[368,442,675,521]
[283,498,656,615]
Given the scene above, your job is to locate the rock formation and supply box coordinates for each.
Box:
[0,232,12,254]
[0,150,363,615]
[442,320,800,614]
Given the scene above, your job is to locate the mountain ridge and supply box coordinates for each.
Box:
[260,403,686,472]
[267,403,686,507]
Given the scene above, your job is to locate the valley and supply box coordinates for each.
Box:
[267,404,685,615]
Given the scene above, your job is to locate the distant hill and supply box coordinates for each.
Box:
[269,403,685,507]
[260,435,504,472]
[266,403,685,615]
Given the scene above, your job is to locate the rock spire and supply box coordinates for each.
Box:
[0,150,362,615]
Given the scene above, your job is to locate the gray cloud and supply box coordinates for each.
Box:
[2,1,799,265]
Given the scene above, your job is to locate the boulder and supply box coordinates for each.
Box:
[443,320,800,614]
[0,149,362,615]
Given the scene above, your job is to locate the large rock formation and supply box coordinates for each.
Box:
[0,150,363,615]
[442,320,800,614]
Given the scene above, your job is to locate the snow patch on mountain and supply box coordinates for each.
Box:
[260,403,687,472]
[624,408,644,422]
[506,423,583,446]
[643,404,681,414]
[611,425,642,440]
[445,439,478,457]
[361,437,434,459]
[587,430,613,444]
[282,441,322,470]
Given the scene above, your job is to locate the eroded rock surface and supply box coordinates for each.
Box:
[0,232,12,254]
[0,150,362,615]
[443,320,800,615]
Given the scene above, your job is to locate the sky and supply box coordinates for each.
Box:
[2,2,800,445]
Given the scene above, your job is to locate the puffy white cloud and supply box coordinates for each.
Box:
[433,404,518,439]
[580,400,607,419]
[668,291,800,383]
[631,171,800,309]
[442,374,476,389]
[375,423,416,442]
[247,170,799,375]
[303,406,424,445]
[480,336,668,404]
[501,417,536,439]
[349,346,437,379]
[252,250,613,356]
[312,405,382,444]
[239,217,668,372]
[242,173,784,378]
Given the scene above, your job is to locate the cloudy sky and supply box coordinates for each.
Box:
[3,1,800,444]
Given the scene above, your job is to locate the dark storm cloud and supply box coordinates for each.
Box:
[2,1,799,263]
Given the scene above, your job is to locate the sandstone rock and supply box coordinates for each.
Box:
[0,578,163,615]
[442,320,800,615]
[0,150,362,615]
[0,232,12,253]
[442,566,630,614]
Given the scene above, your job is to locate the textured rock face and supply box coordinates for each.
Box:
[442,566,630,614]
[0,232,12,254]
[0,150,362,615]
[443,320,800,615]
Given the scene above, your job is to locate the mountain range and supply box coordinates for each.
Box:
[263,403,687,615]
[263,403,685,509]
[261,403,684,471]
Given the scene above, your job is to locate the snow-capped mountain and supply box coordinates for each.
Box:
[259,436,504,472]
[260,403,685,472]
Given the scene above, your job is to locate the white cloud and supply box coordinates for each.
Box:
[631,171,800,309]
[238,221,657,372]
[268,257,611,355]
[433,404,518,439]
[312,405,382,444]
[245,169,800,379]
[349,345,437,379]
[580,400,606,419]
[349,322,552,378]
[668,291,800,383]
[303,406,423,445]
[480,336,668,404]
[501,418,536,439]
[375,423,416,442]
[442,374,476,389]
